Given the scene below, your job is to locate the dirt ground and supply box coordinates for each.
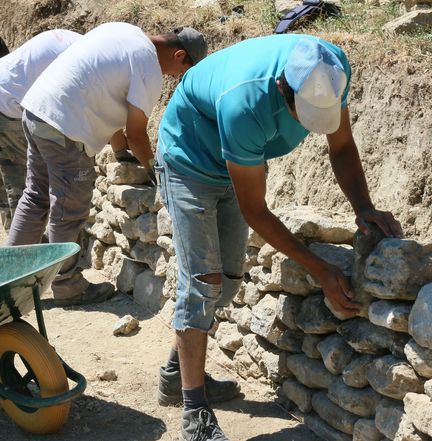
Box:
[0,227,319,441]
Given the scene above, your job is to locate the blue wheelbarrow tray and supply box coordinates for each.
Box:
[0,243,86,412]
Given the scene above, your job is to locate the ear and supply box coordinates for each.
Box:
[173,48,187,62]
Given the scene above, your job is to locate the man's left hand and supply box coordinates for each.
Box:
[356,208,403,238]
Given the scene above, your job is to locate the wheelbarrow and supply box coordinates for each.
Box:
[0,243,87,434]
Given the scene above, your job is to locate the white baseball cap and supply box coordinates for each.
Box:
[284,39,348,134]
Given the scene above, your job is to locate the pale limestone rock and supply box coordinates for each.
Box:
[274,205,356,244]
[133,269,165,313]
[233,281,246,305]
[215,304,235,322]
[87,206,97,223]
[215,322,244,352]
[87,237,106,270]
[328,377,382,417]
[101,200,129,228]
[282,378,316,413]
[275,0,299,14]
[95,175,109,193]
[91,213,115,245]
[375,398,404,440]
[250,294,279,342]
[95,145,116,174]
[131,242,169,277]
[231,306,252,330]
[162,255,177,299]
[305,413,352,441]
[369,300,412,333]
[312,391,358,434]
[317,334,355,375]
[404,393,432,437]
[257,243,276,269]
[233,346,263,380]
[135,212,158,243]
[383,10,432,33]
[296,294,341,334]
[394,413,429,441]
[102,246,122,276]
[337,318,410,357]
[404,339,432,378]
[408,283,432,350]
[248,228,265,248]
[302,334,324,359]
[111,255,145,293]
[425,380,432,398]
[92,188,107,210]
[113,315,139,336]
[159,298,175,325]
[276,293,303,331]
[286,354,335,389]
[243,281,264,306]
[113,230,132,253]
[106,184,158,218]
[271,253,317,295]
[243,333,267,364]
[366,355,424,400]
[106,162,151,185]
[342,355,374,388]
[249,265,282,292]
[261,349,290,382]
[364,240,432,301]
[156,235,175,256]
[244,246,259,272]
[353,418,382,441]
[157,206,172,236]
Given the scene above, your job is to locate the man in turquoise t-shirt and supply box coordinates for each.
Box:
[156,34,402,441]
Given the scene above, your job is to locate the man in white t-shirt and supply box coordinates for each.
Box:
[7,22,207,307]
[0,29,81,231]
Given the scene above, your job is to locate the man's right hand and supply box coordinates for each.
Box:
[315,263,361,318]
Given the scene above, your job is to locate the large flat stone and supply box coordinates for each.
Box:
[276,293,303,331]
[250,294,279,342]
[233,346,263,380]
[366,355,424,400]
[408,283,432,350]
[286,354,335,389]
[133,269,165,313]
[135,212,158,243]
[215,322,244,353]
[317,334,355,375]
[375,398,404,440]
[106,162,152,185]
[364,240,432,301]
[282,378,316,413]
[342,355,374,388]
[296,294,341,334]
[383,10,432,34]
[305,413,352,441]
[404,339,432,378]
[328,377,382,417]
[312,391,358,434]
[369,300,412,333]
[130,241,169,277]
[337,318,410,357]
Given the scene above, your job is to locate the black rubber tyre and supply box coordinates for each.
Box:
[0,321,70,433]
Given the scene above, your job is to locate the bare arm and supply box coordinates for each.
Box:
[227,161,360,316]
[110,129,128,153]
[327,107,402,238]
[125,103,154,171]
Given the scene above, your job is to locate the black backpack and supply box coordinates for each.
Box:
[274,0,341,34]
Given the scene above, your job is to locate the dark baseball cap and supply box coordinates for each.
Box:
[174,27,207,65]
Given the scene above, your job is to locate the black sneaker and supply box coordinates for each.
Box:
[158,367,240,406]
[181,407,229,441]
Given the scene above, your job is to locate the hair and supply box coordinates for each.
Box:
[0,37,9,58]
[163,28,193,66]
[278,72,295,111]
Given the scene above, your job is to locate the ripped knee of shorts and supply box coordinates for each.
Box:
[217,273,244,307]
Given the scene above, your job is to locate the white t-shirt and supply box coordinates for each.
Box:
[22,22,163,156]
[0,29,81,119]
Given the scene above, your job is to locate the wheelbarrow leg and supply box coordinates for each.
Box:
[32,284,48,340]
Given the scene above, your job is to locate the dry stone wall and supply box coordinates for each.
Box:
[85,146,432,441]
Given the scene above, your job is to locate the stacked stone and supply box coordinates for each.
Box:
[86,147,432,441]
[84,146,171,313]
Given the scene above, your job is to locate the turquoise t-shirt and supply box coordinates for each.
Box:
[158,34,351,186]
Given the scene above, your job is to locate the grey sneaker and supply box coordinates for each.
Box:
[180,407,229,441]
[158,367,240,406]
[54,282,116,306]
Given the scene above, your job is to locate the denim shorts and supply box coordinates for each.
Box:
[156,150,248,332]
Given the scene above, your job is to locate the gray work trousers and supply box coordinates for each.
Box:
[0,113,27,231]
[7,110,96,300]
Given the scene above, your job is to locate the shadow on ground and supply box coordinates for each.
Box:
[0,394,166,441]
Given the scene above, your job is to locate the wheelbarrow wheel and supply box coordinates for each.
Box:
[0,321,70,434]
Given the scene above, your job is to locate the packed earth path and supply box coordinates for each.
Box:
[0,227,319,441]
